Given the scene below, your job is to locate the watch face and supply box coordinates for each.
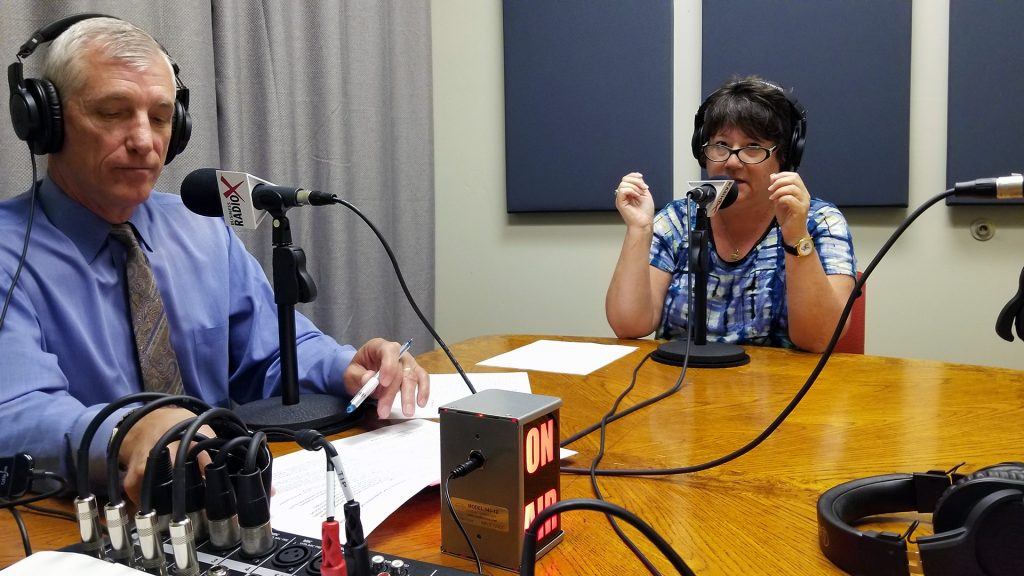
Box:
[796,237,814,256]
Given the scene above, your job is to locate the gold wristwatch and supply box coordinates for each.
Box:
[783,235,814,257]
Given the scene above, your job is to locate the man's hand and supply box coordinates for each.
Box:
[344,338,430,418]
[118,407,214,504]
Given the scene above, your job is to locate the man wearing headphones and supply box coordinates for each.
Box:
[606,76,856,352]
[0,16,429,502]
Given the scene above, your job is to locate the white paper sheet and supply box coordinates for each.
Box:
[477,339,638,375]
[269,419,440,541]
[388,372,532,419]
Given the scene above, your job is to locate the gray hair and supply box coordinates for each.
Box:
[42,17,174,100]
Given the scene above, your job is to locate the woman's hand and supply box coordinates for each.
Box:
[615,172,655,230]
[768,172,811,242]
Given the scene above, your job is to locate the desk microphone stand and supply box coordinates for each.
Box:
[233,200,358,433]
[652,201,750,368]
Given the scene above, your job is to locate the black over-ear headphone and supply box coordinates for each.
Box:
[691,79,807,172]
[817,463,1024,575]
[7,13,191,164]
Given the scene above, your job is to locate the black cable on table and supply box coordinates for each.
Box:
[8,507,31,556]
[563,189,956,478]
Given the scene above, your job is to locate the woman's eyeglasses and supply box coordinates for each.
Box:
[702,143,777,165]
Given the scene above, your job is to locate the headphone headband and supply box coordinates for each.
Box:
[817,465,1024,576]
[17,13,114,59]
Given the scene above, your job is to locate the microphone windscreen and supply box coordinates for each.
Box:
[180,168,224,217]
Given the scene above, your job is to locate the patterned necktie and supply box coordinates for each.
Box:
[109,223,184,395]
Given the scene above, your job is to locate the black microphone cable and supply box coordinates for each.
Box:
[0,475,69,509]
[443,451,487,574]
[102,396,212,563]
[187,435,230,463]
[136,418,204,571]
[19,503,76,522]
[0,465,68,509]
[166,408,251,572]
[7,507,31,556]
[0,152,55,563]
[196,434,247,551]
[327,197,476,394]
[582,239,696,575]
[139,419,198,516]
[561,188,956,478]
[172,408,250,522]
[1,456,69,558]
[76,392,170,497]
[562,198,697,451]
[270,427,376,575]
[560,196,697,574]
[105,395,212,505]
[269,427,362,576]
[520,499,695,576]
[74,392,170,556]
[0,151,40,334]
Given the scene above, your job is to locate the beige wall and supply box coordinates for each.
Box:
[433,0,1024,369]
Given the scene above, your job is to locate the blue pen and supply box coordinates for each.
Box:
[345,338,414,413]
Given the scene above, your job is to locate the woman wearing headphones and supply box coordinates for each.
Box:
[606,76,856,352]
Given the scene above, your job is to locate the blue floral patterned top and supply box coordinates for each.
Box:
[649,198,856,348]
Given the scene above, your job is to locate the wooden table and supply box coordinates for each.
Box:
[3,335,1023,574]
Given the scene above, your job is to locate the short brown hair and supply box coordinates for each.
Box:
[699,75,798,168]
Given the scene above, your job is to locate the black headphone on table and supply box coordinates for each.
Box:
[7,13,191,164]
[817,463,1024,576]
[691,79,807,172]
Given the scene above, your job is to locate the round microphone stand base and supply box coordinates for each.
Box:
[233,394,365,436]
[651,339,750,368]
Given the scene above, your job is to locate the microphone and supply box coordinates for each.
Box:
[953,173,1023,199]
[180,168,336,229]
[687,179,737,216]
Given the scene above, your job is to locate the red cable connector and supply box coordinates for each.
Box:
[321,518,347,576]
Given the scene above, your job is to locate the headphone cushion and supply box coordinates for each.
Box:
[164,98,191,165]
[933,462,1024,533]
[24,78,64,154]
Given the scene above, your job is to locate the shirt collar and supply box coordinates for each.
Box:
[39,177,155,262]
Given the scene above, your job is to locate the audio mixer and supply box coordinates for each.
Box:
[66,528,478,576]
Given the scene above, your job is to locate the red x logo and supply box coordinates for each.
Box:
[220,175,244,200]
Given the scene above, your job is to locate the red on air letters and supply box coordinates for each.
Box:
[523,488,559,539]
[525,418,554,474]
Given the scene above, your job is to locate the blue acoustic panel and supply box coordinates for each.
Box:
[946,1,1024,205]
[503,0,673,212]
[702,0,911,207]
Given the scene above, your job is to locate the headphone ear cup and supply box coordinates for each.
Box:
[164,97,191,165]
[969,491,1024,576]
[788,121,803,171]
[785,98,806,172]
[10,78,63,154]
[9,82,40,144]
[691,106,707,169]
[932,462,1024,533]
[25,78,64,154]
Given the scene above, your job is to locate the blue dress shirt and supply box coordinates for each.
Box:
[0,179,355,486]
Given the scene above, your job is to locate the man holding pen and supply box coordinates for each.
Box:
[0,15,429,503]
[347,339,416,414]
